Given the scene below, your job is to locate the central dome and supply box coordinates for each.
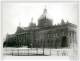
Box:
[38,8,53,28]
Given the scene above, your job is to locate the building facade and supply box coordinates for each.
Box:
[3,8,77,49]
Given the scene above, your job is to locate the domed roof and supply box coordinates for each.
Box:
[29,22,36,27]
[29,18,36,29]
[38,8,53,27]
[39,8,47,20]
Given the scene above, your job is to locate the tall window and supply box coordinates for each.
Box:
[61,36,68,48]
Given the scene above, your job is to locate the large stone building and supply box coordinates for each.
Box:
[3,8,77,49]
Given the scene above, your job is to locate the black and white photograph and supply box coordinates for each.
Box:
[1,0,79,59]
